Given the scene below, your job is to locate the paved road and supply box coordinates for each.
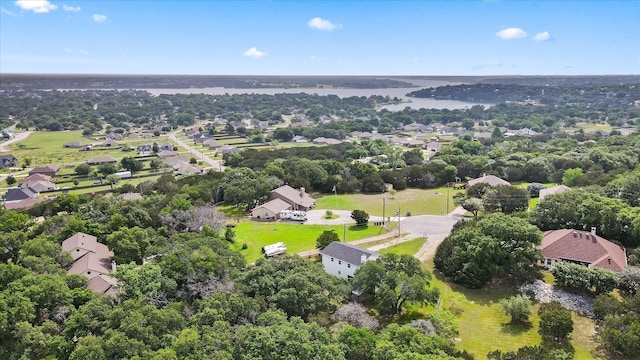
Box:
[298,210,461,262]
[0,131,31,152]
[167,131,225,171]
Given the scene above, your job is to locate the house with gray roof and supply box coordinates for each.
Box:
[320,242,379,279]
[2,187,38,203]
[0,154,18,169]
[270,185,315,211]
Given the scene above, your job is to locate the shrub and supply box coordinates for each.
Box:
[500,294,532,323]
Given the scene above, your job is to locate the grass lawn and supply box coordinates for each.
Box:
[230,221,387,263]
[8,131,176,167]
[377,238,425,256]
[315,187,465,217]
[415,261,603,359]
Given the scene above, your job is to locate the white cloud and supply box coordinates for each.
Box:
[308,17,341,31]
[243,47,267,59]
[92,14,107,23]
[15,0,57,13]
[534,31,551,41]
[496,27,527,39]
[1,7,17,16]
[62,4,81,12]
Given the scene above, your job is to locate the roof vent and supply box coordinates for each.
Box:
[573,231,577,238]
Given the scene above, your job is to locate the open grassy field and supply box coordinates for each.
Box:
[315,187,465,217]
[409,261,603,359]
[6,131,177,167]
[230,221,387,263]
[377,238,425,256]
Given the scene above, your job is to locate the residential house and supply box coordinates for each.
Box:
[2,187,38,203]
[505,128,538,137]
[467,175,511,187]
[270,185,315,211]
[86,157,117,165]
[0,154,18,169]
[440,127,461,136]
[137,144,153,155]
[29,165,60,177]
[157,150,179,158]
[313,137,343,145]
[185,128,199,137]
[101,139,120,147]
[539,228,627,272]
[292,135,309,143]
[3,197,39,210]
[105,132,124,140]
[320,242,379,279]
[158,142,173,151]
[63,232,117,296]
[21,179,55,192]
[63,141,88,148]
[219,145,238,155]
[251,198,292,220]
[193,134,214,144]
[539,185,571,200]
[203,139,224,149]
[172,162,204,175]
[426,141,441,152]
[403,122,429,132]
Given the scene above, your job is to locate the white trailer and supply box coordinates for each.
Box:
[280,210,307,222]
[262,242,287,257]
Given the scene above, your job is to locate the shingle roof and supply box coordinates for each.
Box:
[67,251,114,276]
[157,150,179,158]
[3,197,39,210]
[62,232,98,253]
[539,185,571,200]
[468,175,511,187]
[3,187,38,202]
[18,173,52,185]
[253,198,291,214]
[320,242,379,266]
[540,229,627,272]
[271,185,315,208]
[86,274,118,294]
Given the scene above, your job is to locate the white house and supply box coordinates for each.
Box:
[320,242,379,279]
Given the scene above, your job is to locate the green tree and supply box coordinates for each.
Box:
[98,163,117,176]
[104,174,120,190]
[435,213,542,288]
[5,175,16,186]
[353,254,439,315]
[538,301,573,341]
[462,197,484,218]
[562,167,584,186]
[106,227,151,265]
[351,210,369,226]
[74,163,92,176]
[112,263,176,300]
[482,185,529,214]
[500,294,532,323]
[316,230,340,250]
[338,326,377,360]
[121,156,144,172]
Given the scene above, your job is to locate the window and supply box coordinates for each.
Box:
[347,264,351,268]
[338,261,342,265]
[338,271,341,275]
[331,257,334,262]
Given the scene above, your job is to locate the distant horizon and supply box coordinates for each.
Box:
[1,1,638,75]
[2,73,638,77]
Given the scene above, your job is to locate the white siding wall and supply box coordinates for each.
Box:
[321,254,359,279]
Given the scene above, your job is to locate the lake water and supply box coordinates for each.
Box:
[144,85,494,111]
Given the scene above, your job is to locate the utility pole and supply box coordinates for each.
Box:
[382,192,386,226]
[343,223,346,242]
[397,207,401,238]
[446,182,450,215]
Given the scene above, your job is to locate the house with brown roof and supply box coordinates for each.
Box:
[63,141,88,148]
[270,185,315,211]
[29,165,60,177]
[86,157,118,165]
[539,185,571,200]
[63,232,117,295]
[18,173,52,186]
[468,175,511,187]
[539,228,627,272]
[101,139,120,147]
[157,150,179,158]
[251,198,292,220]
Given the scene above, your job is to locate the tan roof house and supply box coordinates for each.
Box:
[468,175,511,187]
[270,185,315,211]
[251,198,292,220]
[29,165,60,177]
[539,185,571,200]
[539,228,627,272]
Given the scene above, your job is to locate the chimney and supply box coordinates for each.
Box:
[361,254,367,264]
[573,231,577,238]
[299,187,305,197]
[111,260,117,272]
[591,227,597,236]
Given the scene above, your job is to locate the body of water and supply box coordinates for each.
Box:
[144,85,494,111]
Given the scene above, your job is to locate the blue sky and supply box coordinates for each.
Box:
[1,0,638,75]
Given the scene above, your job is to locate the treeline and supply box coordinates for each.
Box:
[408,82,640,109]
